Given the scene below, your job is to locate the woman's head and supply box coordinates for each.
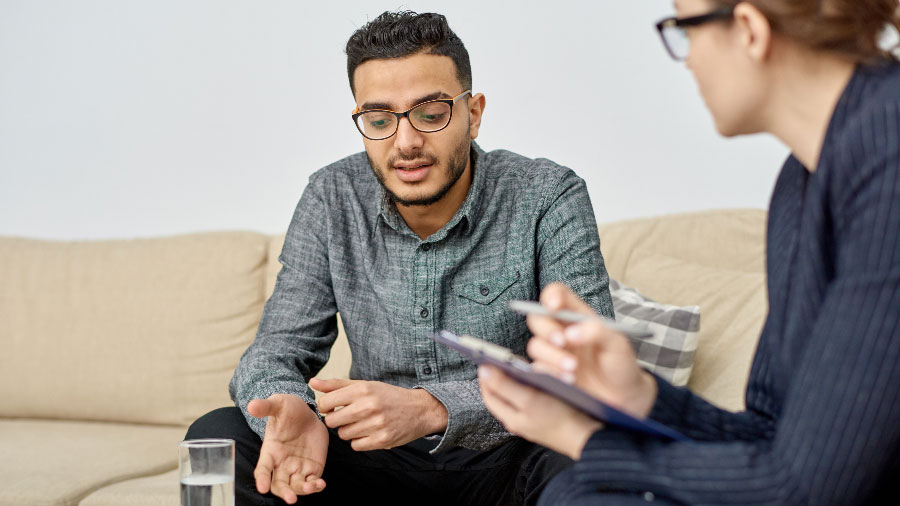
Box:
[712,0,900,63]
[665,0,899,137]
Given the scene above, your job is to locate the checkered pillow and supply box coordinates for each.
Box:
[609,278,701,386]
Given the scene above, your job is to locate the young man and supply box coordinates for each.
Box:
[186,10,613,506]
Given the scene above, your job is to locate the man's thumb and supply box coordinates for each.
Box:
[247,398,276,419]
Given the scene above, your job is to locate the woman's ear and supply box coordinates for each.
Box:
[733,2,773,62]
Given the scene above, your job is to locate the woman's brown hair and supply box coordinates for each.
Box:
[716,0,900,62]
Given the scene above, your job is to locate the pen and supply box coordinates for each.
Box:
[508,300,654,340]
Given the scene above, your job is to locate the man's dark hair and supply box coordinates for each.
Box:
[345,11,472,95]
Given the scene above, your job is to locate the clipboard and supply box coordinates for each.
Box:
[431,330,689,442]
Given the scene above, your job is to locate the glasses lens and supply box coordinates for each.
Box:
[357,111,397,140]
[663,25,689,60]
[409,101,452,132]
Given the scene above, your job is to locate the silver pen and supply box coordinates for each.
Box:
[508,300,654,340]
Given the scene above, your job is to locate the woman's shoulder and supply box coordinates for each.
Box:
[858,61,900,105]
[830,62,900,158]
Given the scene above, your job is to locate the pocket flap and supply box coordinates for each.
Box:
[455,268,522,305]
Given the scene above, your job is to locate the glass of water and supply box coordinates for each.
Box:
[179,439,235,506]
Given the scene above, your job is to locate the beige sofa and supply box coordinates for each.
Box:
[0,208,767,506]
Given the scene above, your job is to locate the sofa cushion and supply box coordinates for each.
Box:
[79,469,180,506]
[0,419,184,506]
[598,209,767,411]
[624,251,766,412]
[610,278,700,387]
[0,232,269,426]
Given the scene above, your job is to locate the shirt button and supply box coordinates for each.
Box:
[643,492,655,502]
[420,307,429,318]
[423,365,432,375]
[422,243,432,251]
[480,285,490,296]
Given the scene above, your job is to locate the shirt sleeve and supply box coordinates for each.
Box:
[228,177,338,439]
[536,168,614,318]
[550,102,900,505]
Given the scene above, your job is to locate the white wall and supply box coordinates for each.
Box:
[0,0,788,240]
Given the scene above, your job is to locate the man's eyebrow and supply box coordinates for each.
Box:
[360,91,450,112]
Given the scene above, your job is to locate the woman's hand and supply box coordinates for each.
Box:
[527,282,658,419]
[478,365,602,460]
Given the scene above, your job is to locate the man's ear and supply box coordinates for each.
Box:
[734,2,773,62]
[467,93,486,140]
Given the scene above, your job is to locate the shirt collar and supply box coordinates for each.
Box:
[376,141,486,240]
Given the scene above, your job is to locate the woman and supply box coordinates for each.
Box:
[479,0,900,504]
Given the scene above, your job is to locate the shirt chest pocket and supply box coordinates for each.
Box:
[454,268,523,305]
[450,267,531,352]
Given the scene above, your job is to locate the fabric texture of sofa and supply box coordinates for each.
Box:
[0,208,767,506]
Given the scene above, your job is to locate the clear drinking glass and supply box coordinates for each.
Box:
[179,439,235,506]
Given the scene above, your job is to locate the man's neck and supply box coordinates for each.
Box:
[396,160,473,240]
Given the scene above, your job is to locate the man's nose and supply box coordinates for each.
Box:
[393,117,425,154]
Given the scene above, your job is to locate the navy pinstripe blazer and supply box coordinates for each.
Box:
[551,62,900,505]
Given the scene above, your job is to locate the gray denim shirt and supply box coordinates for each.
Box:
[229,142,614,453]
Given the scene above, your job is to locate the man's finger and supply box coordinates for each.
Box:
[350,435,382,452]
[317,383,362,414]
[253,453,275,494]
[271,459,300,504]
[310,377,354,394]
[301,477,327,495]
[291,472,326,496]
[271,477,298,504]
[247,398,276,419]
[322,401,366,429]
[335,419,372,441]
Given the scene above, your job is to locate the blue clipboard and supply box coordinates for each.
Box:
[432,330,690,442]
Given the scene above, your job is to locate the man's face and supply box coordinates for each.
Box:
[352,53,479,207]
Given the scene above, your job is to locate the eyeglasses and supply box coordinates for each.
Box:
[655,7,734,61]
[352,90,471,141]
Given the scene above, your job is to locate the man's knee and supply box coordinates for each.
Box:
[185,406,249,440]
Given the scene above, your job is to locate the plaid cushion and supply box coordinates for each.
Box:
[610,278,701,386]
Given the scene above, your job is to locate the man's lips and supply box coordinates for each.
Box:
[393,161,432,170]
[392,162,433,183]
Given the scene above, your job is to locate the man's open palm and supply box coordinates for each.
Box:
[247,394,329,504]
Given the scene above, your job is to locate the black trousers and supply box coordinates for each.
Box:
[186,407,573,506]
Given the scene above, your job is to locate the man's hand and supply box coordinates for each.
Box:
[247,394,329,504]
[311,378,448,451]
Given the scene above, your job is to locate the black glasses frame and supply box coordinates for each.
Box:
[351,90,472,141]
[655,6,735,61]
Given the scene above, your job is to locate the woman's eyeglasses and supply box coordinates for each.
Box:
[655,7,735,61]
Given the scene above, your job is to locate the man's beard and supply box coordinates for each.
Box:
[368,133,470,207]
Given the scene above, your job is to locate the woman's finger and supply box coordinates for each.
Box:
[527,338,578,382]
[525,313,567,343]
[478,366,539,409]
[540,282,595,314]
